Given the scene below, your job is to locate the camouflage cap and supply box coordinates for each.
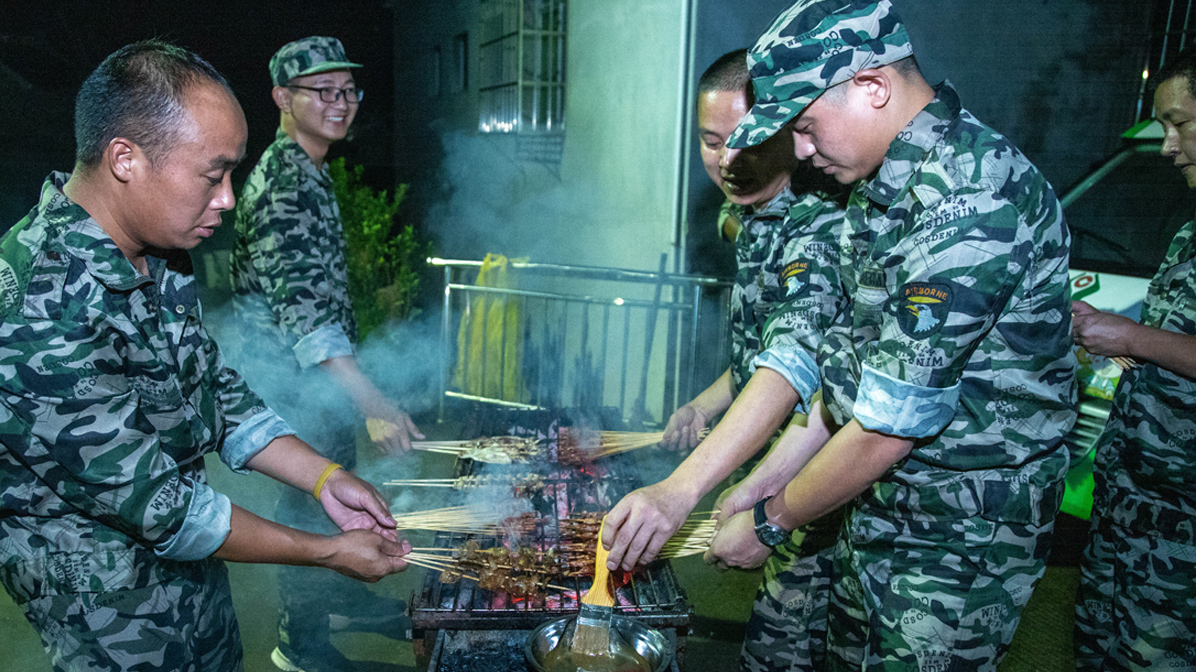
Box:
[269,36,362,87]
[727,0,914,148]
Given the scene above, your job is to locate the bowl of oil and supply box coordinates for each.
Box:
[526,614,671,672]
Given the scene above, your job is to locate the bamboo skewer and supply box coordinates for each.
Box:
[402,553,576,593]
[1110,355,1137,371]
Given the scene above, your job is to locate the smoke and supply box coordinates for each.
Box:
[202,296,447,455]
[425,130,610,266]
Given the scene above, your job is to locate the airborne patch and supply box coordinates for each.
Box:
[781,259,810,297]
[896,282,952,338]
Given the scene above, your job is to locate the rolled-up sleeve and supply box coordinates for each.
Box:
[155,484,231,561]
[856,191,1027,437]
[854,365,960,437]
[753,197,846,414]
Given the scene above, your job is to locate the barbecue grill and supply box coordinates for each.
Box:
[408,406,693,670]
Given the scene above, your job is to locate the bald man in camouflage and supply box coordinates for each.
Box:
[703,1,1077,669]
[0,40,408,672]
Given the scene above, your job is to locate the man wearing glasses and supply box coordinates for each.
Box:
[229,36,420,672]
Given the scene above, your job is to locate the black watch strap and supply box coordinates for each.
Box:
[753,497,789,548]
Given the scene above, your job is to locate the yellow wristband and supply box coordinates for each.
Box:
[313,463,344,502]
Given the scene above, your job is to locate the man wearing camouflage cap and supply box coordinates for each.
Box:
[704,1,1077,669]
[1071,49,1196,671]
[0,40,410,672]
[606,49,848,672]
[228,36,421,671]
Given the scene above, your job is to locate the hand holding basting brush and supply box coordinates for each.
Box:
[571,517,616,665]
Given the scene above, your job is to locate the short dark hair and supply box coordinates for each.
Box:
[698,49,750,100]
[74,39,232,169]
[1155,48,1196,100]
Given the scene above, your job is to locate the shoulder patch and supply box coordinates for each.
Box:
[896,282,952,338]
[0,257,22,314]
[781,259,811,297]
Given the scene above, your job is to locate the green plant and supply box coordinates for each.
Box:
[330,157,429,340]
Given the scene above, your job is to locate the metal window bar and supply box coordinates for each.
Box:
[431,257,732,426]
[478,0,566,133]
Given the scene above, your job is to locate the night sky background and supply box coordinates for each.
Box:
[0,0,398,227]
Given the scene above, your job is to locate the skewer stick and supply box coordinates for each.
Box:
[1111,355,1137,370]
[403,555,575,593]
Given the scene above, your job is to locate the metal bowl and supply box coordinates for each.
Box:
[526,615,671,672]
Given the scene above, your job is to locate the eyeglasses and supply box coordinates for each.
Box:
[288,85,363,103]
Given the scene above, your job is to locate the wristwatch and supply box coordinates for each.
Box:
[753,497,790,548]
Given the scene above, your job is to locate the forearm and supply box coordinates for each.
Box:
[1125,324,1196,379]
[244,434,337,494]
[320,355,386,414]
[766,419,911,529]
[686,368,735,419]
[214,504,331,566]
[665,367,798,501]
[744,400,833,492]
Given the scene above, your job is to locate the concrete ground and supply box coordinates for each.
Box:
[0,424,1084,672]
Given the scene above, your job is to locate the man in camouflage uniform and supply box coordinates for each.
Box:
[605,49,849,672]
[662,48,804,450]
[228,37,420,671]
[711,1,1077,670]
[1072,50,1196,671]
[0,41,409,672]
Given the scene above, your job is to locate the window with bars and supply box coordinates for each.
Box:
[477,0,566,134]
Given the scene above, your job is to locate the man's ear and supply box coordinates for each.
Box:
[852,68,892,110]
[272,86,292,113]
[105,137,141,184]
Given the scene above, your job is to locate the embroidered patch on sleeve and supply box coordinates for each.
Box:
[896,282,952,338]
[781,259,810,297]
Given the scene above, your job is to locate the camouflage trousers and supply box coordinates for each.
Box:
[825,504,1053,672]
[1074,514,1196,670]
[18,558,242,672]
[740,515,840,672]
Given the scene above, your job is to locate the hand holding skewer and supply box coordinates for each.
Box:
[1072,300,1140,370]
[704,508,772,571]
[317,466,401,542]
[660,405,710,451]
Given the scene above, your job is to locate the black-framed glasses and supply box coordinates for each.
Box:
[288,85,363,103]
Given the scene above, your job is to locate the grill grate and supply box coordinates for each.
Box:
[410,407,692,639]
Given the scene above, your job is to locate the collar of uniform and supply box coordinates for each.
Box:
[273,127,333,187]
[860,81,962,214]
[41,172,154,292]
[754,186,797,218]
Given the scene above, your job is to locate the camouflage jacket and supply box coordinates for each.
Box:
[0,173,292,603]
[730,189,846,413]
[824,83,1077,525]
[1095,220,1196,540]
[230,128,357,369]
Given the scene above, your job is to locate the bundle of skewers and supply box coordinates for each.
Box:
[399,510,718,594]
[556,427,711,466]
[383,473,547,497]
[407,435,546,464]
[403,542,574,597]
[555,510,718,560]
[391,505,543,537]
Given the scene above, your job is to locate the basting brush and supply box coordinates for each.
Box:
[571,516,616,663]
